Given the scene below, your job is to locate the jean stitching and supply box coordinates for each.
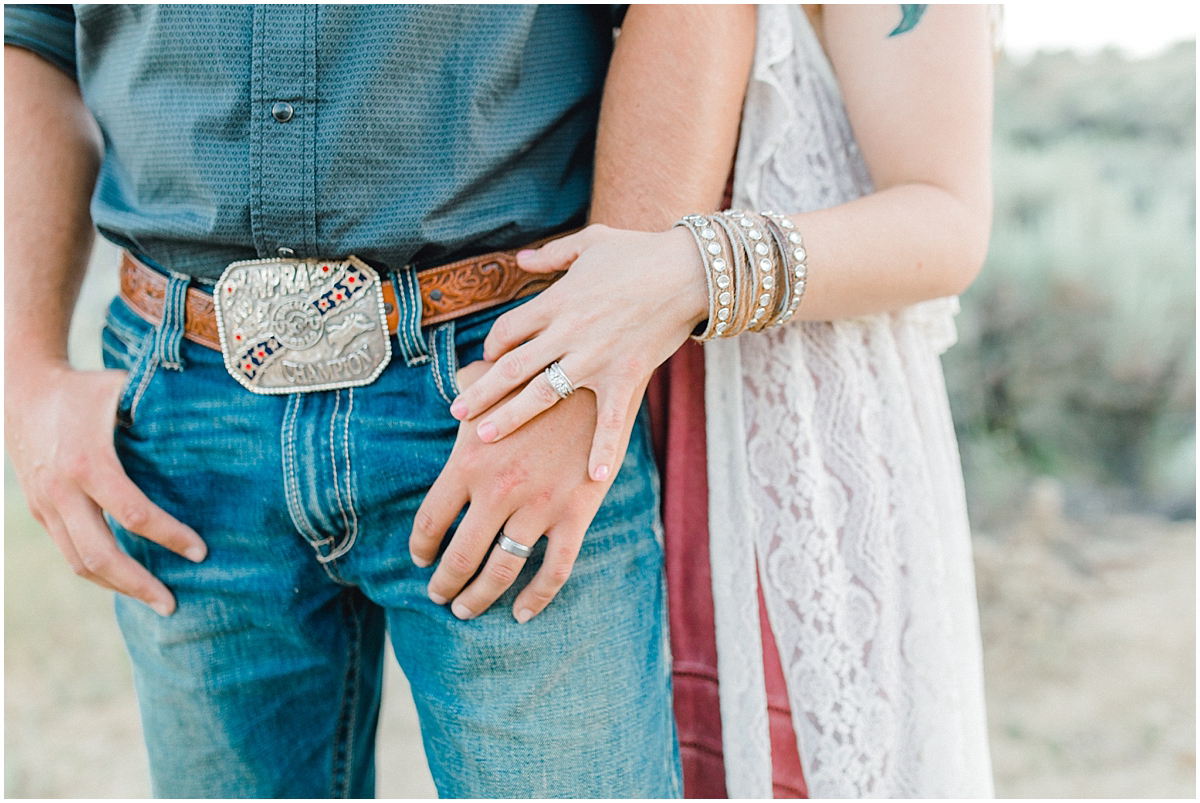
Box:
[282,394,331,547]
[324,388,359,562]
[158,272,189,371]
[445,321,461,397]
[330,594,362,798]
[105,309,144,346]
[428,328,447,403]
[126,347,161,425]
[398,268,429,366]
[321,391,352,561]
[428,323,456,405]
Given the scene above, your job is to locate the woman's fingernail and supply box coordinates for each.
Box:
[184,544,207,563]
[150,600,172,617]
[515,608,534,624]
[478,422,498,442]
[452,601,475,620]
[516,249,537,261]
[593,464,610,482]
[411,553,431,569]
[428,590,447,605]
[449,399,468,419]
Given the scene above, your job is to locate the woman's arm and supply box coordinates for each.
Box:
[453,4,994,478]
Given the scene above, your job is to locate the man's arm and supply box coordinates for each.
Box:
[410,6,756,621]
[590,4,756,229]
[4,45,206,616]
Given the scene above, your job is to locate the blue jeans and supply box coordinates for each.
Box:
[101,269,682,798]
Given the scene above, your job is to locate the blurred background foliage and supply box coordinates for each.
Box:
[944,41,1196,526]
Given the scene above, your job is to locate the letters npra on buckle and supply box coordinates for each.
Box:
[213,255,392,394]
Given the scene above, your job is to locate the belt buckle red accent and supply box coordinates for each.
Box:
[213,255,392,394]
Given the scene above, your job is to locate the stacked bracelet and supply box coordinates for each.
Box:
[675,209,810,341]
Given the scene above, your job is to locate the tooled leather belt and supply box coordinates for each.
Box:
[119,238,566,352]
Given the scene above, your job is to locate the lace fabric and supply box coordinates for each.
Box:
[705,6,993,797]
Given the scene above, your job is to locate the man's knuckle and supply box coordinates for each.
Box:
[412,510,439,541]
[58,453,91,484]
[485,560,520,586]
[120,503,150,530]
[441,548,477,578]
[79,548,111,575]
[489,464,529,498]
[546,562,574,587]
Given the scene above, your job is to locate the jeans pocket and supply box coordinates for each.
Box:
[101,298,160,428]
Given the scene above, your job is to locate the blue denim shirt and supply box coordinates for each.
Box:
[5,4,621,280]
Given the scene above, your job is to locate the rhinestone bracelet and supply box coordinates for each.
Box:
[763,212,808,324]
[676,209,810,341]
[674,214,728,341]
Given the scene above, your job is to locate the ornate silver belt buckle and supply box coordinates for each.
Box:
[214,255,392,394]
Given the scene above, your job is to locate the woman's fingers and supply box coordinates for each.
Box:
[480,293,550,364]
[514,224,608,274]
[475,365,577,444]
[454,335,556,422]
[587,387,636,483]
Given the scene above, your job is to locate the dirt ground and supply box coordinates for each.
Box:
[4,246,1195,797]
[6,466,1194,798]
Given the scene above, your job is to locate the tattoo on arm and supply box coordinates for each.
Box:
[889,4,927,37]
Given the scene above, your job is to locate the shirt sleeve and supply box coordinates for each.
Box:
[4,4,77,79]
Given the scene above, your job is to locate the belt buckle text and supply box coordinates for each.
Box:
[214,255,392,394]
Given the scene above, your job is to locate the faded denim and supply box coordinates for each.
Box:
[101,280,682,798]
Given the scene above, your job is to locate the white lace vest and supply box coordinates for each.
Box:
[704,6,994,797]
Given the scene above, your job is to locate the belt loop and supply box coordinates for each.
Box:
[155,271,191,371]
[391,268,429,366]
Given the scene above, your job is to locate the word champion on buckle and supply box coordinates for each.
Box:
[213,255,392,394]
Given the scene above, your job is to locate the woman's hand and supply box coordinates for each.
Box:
[411,359,640,623]
[447,223,708,482]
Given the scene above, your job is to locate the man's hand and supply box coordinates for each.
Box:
[5,45,204,616]
[409,360,640,623]
[6,364,207,616]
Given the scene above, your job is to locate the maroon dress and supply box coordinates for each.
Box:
[647,341,807,798]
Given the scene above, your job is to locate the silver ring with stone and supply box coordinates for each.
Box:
[495,532,534,559]
[543,361,575,400]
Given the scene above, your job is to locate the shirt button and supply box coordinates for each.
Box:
[276,246,296,258]
[271,102,294,122]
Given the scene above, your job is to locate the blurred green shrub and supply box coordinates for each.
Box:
[945,41,1196,524]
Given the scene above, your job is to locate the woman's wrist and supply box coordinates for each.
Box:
[663,225,711,329]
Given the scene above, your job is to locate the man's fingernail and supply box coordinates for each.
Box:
[515,608,534,624]
[411,553,431,569]
[478,422,497,442]
[428,590,447,605]
[449,399,468,419]
[185,545,206,563]
[150,600,172,617]
[593,464,610,482]
[451,601,475,620]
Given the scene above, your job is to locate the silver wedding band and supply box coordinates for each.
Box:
[543,361,575,400]
[495,532,534,559]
